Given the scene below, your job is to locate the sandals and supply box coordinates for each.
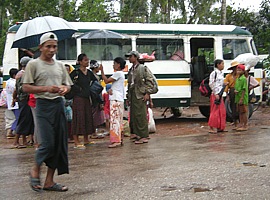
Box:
[108,142,122,148]
[208,130,216,134]
[135,138,149,144]
[217,129,228,133]
[74,144,86,149]
[90,134,104,139]
[29,173,42,192]
[6,134,15,139]
[130,134,138,140]
[84,141,96,146]
[43,183,68,192]
[236,127,248,131]
[10,144,27,149]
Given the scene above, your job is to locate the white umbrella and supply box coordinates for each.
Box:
[12,16,77,48]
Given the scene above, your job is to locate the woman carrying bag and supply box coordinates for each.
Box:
[208,59,227,133]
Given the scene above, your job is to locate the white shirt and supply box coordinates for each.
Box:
[110,71,125,102]
[5,78,19,110]
[247,75,259,88]
[209,69,224,95]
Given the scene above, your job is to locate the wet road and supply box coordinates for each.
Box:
[1,107,270,199]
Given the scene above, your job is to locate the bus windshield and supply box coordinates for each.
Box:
[222,39,250,60]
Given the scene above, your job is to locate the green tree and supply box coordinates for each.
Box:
[62,0,78,21]
[221,0,226,24]
[256,0,270,54]
[77,0,110,22]
[210,6,256,26]
[119,0,149,22]
[172,0,219,24]
[187,0,220,24]
[150,0,180,23]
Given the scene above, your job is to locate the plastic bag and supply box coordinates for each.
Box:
[65,105,72,122]
[234,53,260,70]
[148,108,156,133]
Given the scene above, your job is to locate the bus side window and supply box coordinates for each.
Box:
[136,38,184,61]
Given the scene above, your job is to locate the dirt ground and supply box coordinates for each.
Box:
[152,105,270,136]
[1,105,269,144]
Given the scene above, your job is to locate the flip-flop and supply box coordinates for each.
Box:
[108,143,122,148]
[90,135,104,139]
[84,141,96,146]
[217,129,228,133]
[208,130,216,134]
[236,127,248,131]
[9,145,19,149]
[135,139,149,144]
[17,145,27,149]
[73,145,86,149]
[130,134,138,140]
[43,183,68,192]
[29,173,42,192]
[9,145,27,149]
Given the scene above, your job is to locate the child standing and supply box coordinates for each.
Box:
[6,68,19,138]
[0,88,16,138]
[234,64,249,131]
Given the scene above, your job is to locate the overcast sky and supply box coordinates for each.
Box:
[228,0,262,11]
[77,0,263,13]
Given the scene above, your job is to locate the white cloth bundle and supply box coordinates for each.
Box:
[234,53,260,70]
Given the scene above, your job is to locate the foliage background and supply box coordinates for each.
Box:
[0,0,270,66]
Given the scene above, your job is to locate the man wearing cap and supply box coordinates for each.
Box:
[224,60,239,129]
[234,64,248,131]
[126,51,150,144]
[22,32,73,192]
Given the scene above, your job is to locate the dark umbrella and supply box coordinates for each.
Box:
[12,16,77,48]
[77,29,128,39]
[77,29,129,61]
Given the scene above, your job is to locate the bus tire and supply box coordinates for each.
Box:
[225,98,254,122]
[170,107,182,118]
[199,106,210,118]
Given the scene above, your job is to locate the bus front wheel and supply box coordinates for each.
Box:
[224,98,254,122]
[199,106,210,118]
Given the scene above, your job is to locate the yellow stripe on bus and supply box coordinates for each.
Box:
[101,79,191,87]
[156,80,191,86]
[101,78,262,88]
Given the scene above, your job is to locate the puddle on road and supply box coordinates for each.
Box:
[181,184,225,193]
[261,127,269,129]
[193,185,225,193]
[243,162,266,167]
[193,187,211,192]
[160,186,177,191]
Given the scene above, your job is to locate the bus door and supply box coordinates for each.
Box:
[189,37,215,106]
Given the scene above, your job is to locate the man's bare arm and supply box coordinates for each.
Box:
[23,84,60,94]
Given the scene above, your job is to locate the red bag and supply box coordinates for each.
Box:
[199,71,217,97]
[199,77,212,97]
